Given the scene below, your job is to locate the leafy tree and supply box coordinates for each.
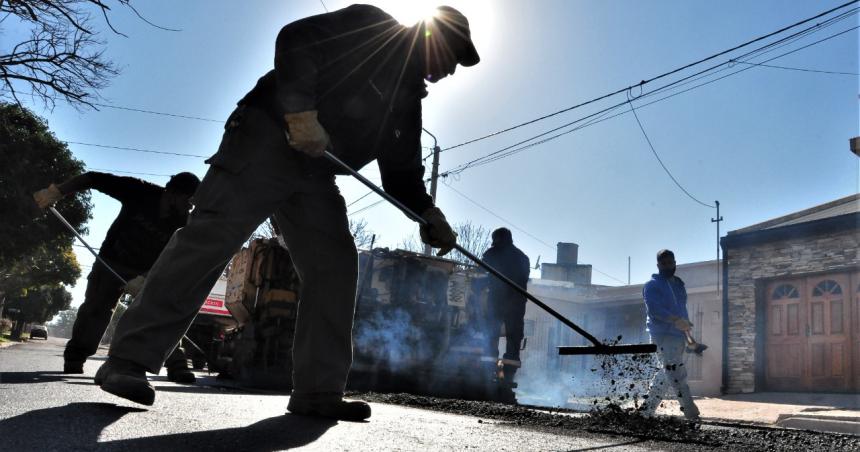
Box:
[49,305,78,338]
[0,0,167,108]
[0,103,89,319]
[0,102,91,268]
[7,284,72,338]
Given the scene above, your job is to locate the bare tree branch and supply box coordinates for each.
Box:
[349,218,377,249]
[0,1,175,108]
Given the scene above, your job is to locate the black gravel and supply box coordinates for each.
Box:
[351,391,860,451]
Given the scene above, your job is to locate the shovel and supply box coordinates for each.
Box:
[318,148,656,356]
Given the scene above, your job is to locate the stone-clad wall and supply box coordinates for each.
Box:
[724,228,860,393]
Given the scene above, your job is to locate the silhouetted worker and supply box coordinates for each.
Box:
[94,4,479,421]
[32,171,201,383]
[639,249,701,421]
[482,227,530,400]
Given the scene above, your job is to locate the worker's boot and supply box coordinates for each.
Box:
[95,357,155,406]
[501,364,519,388]
[287,392,371,422]
[63,360,84,374]
[167,365,196,384]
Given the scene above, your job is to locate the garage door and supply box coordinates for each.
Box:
[765,272,855,392]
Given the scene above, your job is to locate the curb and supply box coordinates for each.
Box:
[776,414,860,436]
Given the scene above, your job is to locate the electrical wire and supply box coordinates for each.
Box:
[90,102,222,123]
[436,20,858,178]
[348,199,386,216]
[626,94,715,208]
[346,190,374,207]
[89,168,173,177]
[439,180,627,284]
[65,141,208,158]
[438,0,859,153]
[441,180,555,249]
[727,60,859,75]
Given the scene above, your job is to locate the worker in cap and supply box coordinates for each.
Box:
[482,228,530,402]
[95,4,480,422]
[33,171,201,383]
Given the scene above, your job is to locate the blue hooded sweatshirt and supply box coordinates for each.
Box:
[642,273,689,337]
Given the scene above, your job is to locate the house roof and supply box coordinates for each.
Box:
[731,193,860,235]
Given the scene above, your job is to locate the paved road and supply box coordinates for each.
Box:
[1,338,686,451]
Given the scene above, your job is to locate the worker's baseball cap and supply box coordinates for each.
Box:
[433,6,480,67]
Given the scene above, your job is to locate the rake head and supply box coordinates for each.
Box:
[557,343,657,355]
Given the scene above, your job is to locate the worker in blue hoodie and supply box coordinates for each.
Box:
[639,249,700,421]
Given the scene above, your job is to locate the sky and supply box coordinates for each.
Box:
[5,0,858,310]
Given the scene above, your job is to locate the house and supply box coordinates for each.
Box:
[721,193,860,393]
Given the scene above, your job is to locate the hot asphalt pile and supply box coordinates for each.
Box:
[353,391,859,451]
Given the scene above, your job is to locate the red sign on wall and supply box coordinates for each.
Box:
[199,296,230,317]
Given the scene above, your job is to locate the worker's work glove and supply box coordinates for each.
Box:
[419,207,457,257]
[672,317,693,332]
[123,275,146,298]
[32,184,63,209]
[284,110,330,157]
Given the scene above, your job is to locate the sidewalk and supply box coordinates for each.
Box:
[653,392,860,435]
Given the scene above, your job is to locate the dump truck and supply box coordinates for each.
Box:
[196,237,520,401]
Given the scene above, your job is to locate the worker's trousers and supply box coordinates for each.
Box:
[643,334,700,419]
[64,262,187,369]
[486,298,526,364]
[110,105,358,395]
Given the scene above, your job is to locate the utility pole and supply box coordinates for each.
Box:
[711,200,723,294]
[423,128,440,256]
[627,256,631,285]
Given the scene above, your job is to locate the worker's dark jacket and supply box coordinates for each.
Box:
[69,172,186,275]
[482,242,531,307]
[239,4,433,215]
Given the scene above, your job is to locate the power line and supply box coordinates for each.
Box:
[727,60,859,76]
[89,168,173,177]
[438,0,859,153]
[441,180,555,249]
[437,20,857,178]
[65,141,208,158]
[346,190,374,207]
[90,102,221,123]
[440,180,627,284]
[0,88,223,123]
[626,95,715,208]
[348,199,386,216]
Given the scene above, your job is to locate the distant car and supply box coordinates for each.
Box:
[30,325,48,340]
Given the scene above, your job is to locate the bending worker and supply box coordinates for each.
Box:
[33,171,201,384]
[639,249,701,421]
[94,4,480,422]
[482,227,530,401]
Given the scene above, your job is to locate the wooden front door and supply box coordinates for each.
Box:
[765,279,806,390]
[765,272,855,392]
[853,272,860,392]
[806,274,852,392]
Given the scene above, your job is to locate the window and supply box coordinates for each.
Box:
[812,280,842,296]
[772,284,799,300]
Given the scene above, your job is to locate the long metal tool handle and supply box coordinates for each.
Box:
[323,151,604,347]
[49,206,128,285]
[48,206,210,362]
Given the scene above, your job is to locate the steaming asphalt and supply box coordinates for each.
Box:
[2,338,857,451]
